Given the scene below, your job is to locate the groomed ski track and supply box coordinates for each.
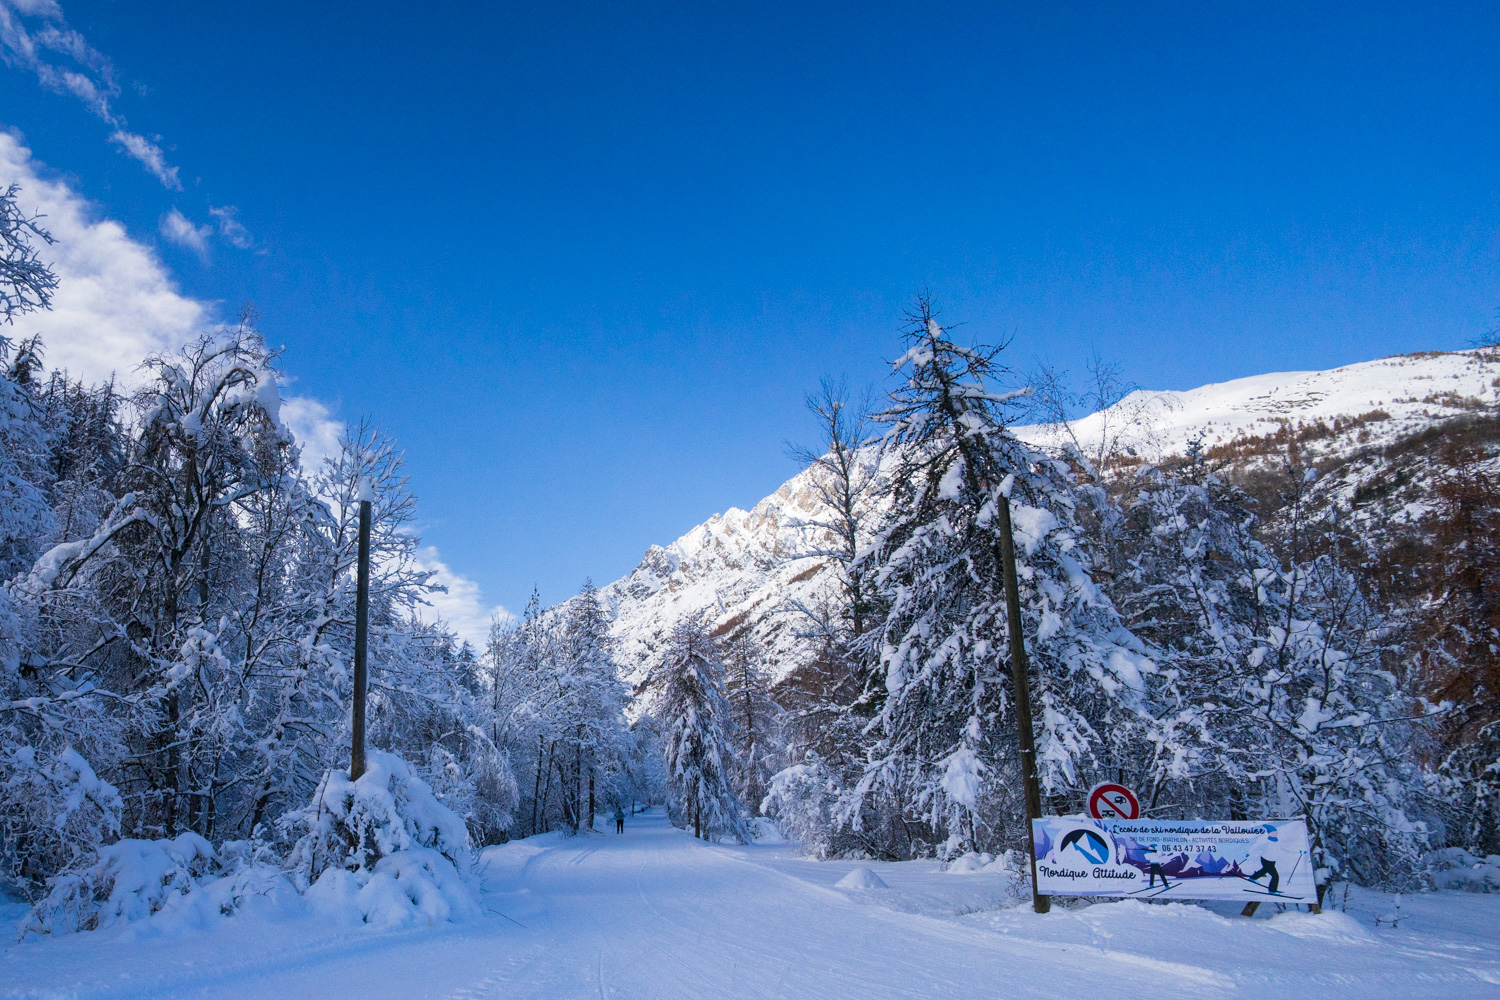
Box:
[4,808,1498,999]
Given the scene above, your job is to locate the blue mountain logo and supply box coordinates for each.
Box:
[1059,828,1111,866]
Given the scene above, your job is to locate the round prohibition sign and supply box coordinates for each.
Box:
[1087,782,1140,820]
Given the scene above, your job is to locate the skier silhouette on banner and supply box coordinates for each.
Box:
[1246,857,1280,893]
[1148,861,1172,889]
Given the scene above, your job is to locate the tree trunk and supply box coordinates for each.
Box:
[554,754,576,831]
[537,741,555,833]
[531,735,545,835]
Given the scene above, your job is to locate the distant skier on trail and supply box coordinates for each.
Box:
[614,805,625,834]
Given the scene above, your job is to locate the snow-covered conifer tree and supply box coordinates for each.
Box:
[1113,461,1427,896]
[645,615,749,842]
[850,298,1155,858]
[722,632,780,814]
[558,580,629,830]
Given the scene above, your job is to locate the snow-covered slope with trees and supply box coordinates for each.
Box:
[600,349,1500,683]
[1031,349,1500,463]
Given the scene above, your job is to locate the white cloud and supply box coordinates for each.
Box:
[0,0,184,190]
[109,129,180,190]
[0,134,509,653]
[281,395,344,471]
[0,135,347,479]
[414,546,512,650]
[158,207,210,255]
[0,131,203,382]
[209,205,253,249]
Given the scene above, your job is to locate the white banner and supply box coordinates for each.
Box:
[1031,817,1316,902]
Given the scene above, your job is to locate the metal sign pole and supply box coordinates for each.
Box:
[997,492,1051,915]
[351,493,372,781]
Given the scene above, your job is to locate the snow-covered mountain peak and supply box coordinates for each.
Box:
[599,466,838,679]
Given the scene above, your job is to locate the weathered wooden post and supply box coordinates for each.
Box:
[351,481,373,781]
[996,485,1051,915]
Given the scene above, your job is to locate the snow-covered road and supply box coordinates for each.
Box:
[5,808,1499,999]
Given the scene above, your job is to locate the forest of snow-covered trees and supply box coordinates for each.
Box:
[2,179,1497,937]
[0,184,662,932]
[763,301,1500,899]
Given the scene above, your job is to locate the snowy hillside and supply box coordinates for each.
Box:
[1022,348,1500,463]
[600,349,1500,682]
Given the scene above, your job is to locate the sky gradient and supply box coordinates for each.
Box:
[2,1,1498,638]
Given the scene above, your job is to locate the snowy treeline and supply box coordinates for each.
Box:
[762,298,1474,900]
[482,582,656,837]
[0,186,656,932]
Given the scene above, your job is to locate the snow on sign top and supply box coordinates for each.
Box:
[1088,782,1140,820]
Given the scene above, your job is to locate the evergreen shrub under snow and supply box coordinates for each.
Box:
[21,749,481,936]
[281,749,481,927]
[23,832,221,935]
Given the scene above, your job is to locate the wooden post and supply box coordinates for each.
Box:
[997,491,1051,915]
[351,491,372,781]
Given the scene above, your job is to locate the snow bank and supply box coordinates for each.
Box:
[836,867,888,890]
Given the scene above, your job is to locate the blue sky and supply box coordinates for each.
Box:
[2,1,1498,637]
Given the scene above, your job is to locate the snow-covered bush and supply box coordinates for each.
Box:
[22,832,218,935]
[1425,847,1500,892]
[283,749,471,877]
[21,750,484,936]
[466,748,521,842]
[302,847,480,927]
[421,742,519,846]
[762,756,848,859]
[0,746,121,899]
[281,749,479,926]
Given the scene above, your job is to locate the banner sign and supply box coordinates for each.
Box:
[1031,817,1316,902]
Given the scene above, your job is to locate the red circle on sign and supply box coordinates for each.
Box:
[1087,782,1140,820]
